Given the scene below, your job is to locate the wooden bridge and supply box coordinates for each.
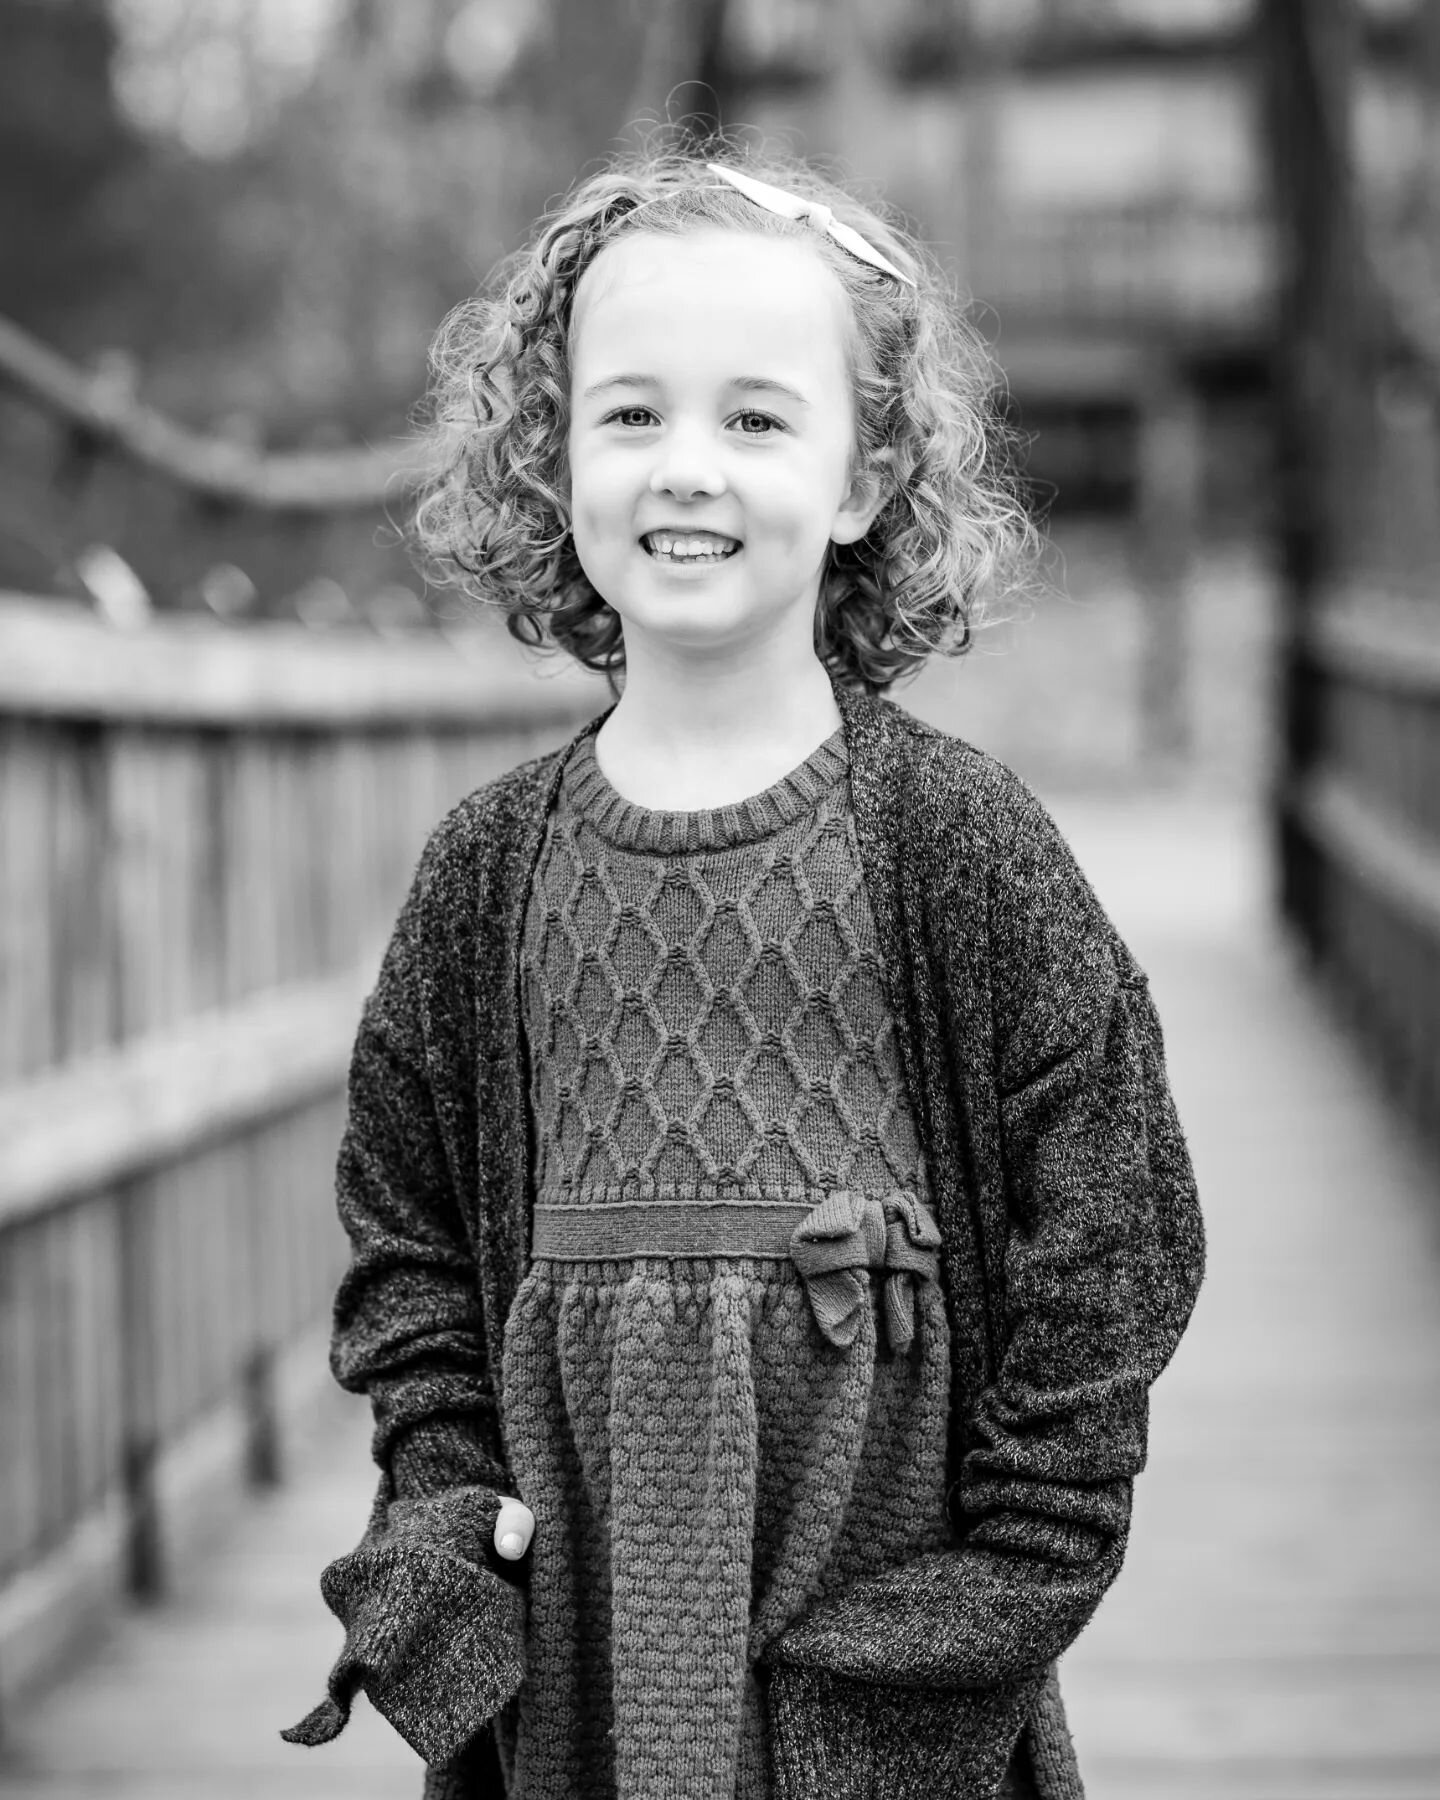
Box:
[1,582,1438,1799]
[2,1,1437,1792]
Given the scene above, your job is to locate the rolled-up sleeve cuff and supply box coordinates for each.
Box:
[279,1485,526,1767]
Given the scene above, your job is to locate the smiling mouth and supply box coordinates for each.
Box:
[641,530,741,564]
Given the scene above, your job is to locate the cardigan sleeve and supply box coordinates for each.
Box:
[279,823,527,1766]
[329,820,511,1487]
[760,785,1205,1794]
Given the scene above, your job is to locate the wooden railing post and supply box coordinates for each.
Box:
[1258,0,1371,943]
[242,1346,282,1491]
[116,1177,163,1602]
[1131,364,1203,771]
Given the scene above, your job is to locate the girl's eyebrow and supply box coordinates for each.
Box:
[580,374,810,407]
[731,376,811,408]
[581,374,658,400]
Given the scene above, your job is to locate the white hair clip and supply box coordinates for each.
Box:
[705,163,917,288]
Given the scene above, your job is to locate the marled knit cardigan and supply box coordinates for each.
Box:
[281,680,1206,1799]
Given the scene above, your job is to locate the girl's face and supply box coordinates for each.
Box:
[566,228,884,666]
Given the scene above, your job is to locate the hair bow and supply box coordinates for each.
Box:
[705,163,917,288]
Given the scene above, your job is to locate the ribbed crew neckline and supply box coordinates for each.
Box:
[562,724,848,853]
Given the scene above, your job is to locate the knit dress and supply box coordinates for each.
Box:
[493,725,956,1799]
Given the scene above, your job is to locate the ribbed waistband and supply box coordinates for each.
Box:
[531,1200,814,1262]
[528,1191,944,1354]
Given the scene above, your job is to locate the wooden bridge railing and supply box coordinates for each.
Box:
[1261,0,1440,1170]
[0,595,599,1723]
[1279,591,1440,1153]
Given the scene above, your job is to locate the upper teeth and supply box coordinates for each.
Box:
[647,532,736,557]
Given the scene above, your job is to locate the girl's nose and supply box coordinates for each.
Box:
[648,426,726,501]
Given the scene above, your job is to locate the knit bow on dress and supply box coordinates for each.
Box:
[789,1190,942,1353]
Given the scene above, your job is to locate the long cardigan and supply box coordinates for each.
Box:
[280,680,1206,1798]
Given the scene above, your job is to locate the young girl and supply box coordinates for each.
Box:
[280,142,1205,1800]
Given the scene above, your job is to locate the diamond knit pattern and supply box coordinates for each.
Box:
[498,727,953,1800]
[522,729,925,1204]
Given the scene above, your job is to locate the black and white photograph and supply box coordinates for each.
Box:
[0,1,1437,1796]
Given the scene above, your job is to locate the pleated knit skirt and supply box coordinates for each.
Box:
[496,1214,954,1799]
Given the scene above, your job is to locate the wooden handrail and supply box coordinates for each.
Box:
[0,595,605,728]
[1289,768,1440,942]
[0,314,425,513]
[1299,591,1440,697]
[0,963,380,1232]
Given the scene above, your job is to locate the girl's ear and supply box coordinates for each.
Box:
[830,451,893,547]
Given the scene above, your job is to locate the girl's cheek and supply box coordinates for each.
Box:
[578,451,630,504]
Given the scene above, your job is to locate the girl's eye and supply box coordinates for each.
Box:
[598,405,783,435]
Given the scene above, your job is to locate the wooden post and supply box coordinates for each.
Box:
[117,1177,164,1601]
[1257,0,1369,940]
[1132,366,1204,770]
[242,1347,282,1490]
[957,0,1003,303]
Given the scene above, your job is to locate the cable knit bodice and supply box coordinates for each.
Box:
[519,724,929,1209]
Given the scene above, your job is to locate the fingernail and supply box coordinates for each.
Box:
[499,1532,525,1556]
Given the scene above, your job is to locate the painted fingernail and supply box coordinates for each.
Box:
[499,1532,525,1556]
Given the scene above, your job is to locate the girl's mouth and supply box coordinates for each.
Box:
[641,530,741,565]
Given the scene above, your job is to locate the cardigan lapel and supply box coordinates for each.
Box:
[830,684,935,1163]
[469,707,610,1433]
[832,684,1003,1414]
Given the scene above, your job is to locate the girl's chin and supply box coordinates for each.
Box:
[599,568,820,647]
[612,576,750,628]
[609,596,773,650]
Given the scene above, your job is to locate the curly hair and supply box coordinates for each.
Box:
[410,132,1038,695]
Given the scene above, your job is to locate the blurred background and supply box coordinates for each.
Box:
[1,1,1438,1796]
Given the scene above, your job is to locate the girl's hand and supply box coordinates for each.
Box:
[494,1496,535,1561]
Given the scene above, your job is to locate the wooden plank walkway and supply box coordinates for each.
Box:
[1,796,1438,1799]
[1049,797,1440,1800]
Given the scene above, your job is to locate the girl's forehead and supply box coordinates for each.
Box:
[571,229,852,376]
